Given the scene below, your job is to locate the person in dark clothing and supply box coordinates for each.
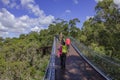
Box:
[60,41,68,69]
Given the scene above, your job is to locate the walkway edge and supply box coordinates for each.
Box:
[71,43,111,80]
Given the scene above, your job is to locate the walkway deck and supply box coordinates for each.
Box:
[55,43,106,80]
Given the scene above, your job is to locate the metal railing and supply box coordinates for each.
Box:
[43,37,56,80]
[70,37,120,80]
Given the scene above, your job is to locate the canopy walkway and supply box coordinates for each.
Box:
[43,37,120,80]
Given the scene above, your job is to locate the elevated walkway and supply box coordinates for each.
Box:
[43,37,120,80]
[55,43,106,80]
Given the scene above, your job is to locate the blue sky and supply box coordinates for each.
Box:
[0,0,120,38]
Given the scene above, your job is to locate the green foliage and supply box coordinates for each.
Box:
[79,0,120,60]
[90,43,106,55]
[79,35,87,43]
[0,1,120,78]
[0,31,51,80]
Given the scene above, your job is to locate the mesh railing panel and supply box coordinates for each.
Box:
[70,37,120,80]
[43,37,56,80]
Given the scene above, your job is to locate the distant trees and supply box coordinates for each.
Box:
[49,18,80,38]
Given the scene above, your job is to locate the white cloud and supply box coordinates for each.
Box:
[0,8,54,37]
[1,0,54,19]
[0,8,15,28]
[86,16,94,20]
[0,0,55,38]
[95,0,103,2]
[31,26,43,32]
[0,22,8,32]
[21,0,54,25]
[73,0,79,4]
[65,10,71,13]
[2,0,10,5]
[20,0,55,24]
[19,15,29,21]
[0,8,29,34]
[1,0,44,16]
[38,15,54,25]
[20,0,55,25]
[0,32,8,37]
[1,0,19,9]
[20,0,45,17]
[21,0,34,5]
[114,0,120,8]
[0,21,9,37]
[27,4,45,17]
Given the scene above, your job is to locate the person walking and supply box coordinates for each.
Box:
[61,41,68,69]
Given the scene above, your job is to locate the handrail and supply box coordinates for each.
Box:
[71,42,111,80]
[70,37,120,80]
[43,37,56,80]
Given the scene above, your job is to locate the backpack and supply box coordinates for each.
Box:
[65,38,71,45]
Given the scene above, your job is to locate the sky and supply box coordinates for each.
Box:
[0,0,120,38]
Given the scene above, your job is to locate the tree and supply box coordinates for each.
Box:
[80,0,120,59]
[94,0,120,58]
[69,18,80,36]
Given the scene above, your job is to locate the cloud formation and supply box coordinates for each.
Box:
[31,26,43,32]
[2,0,10,5]
[0,0,55,38]
[1,0,19,9]
[94,0,103,2]
[86,16,94,20]
[73,0,79,4]
[0,8,29,34]
[20,0,45,17]
[65,10,71,13]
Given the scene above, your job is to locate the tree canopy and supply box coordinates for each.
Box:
[0,0,120,79]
